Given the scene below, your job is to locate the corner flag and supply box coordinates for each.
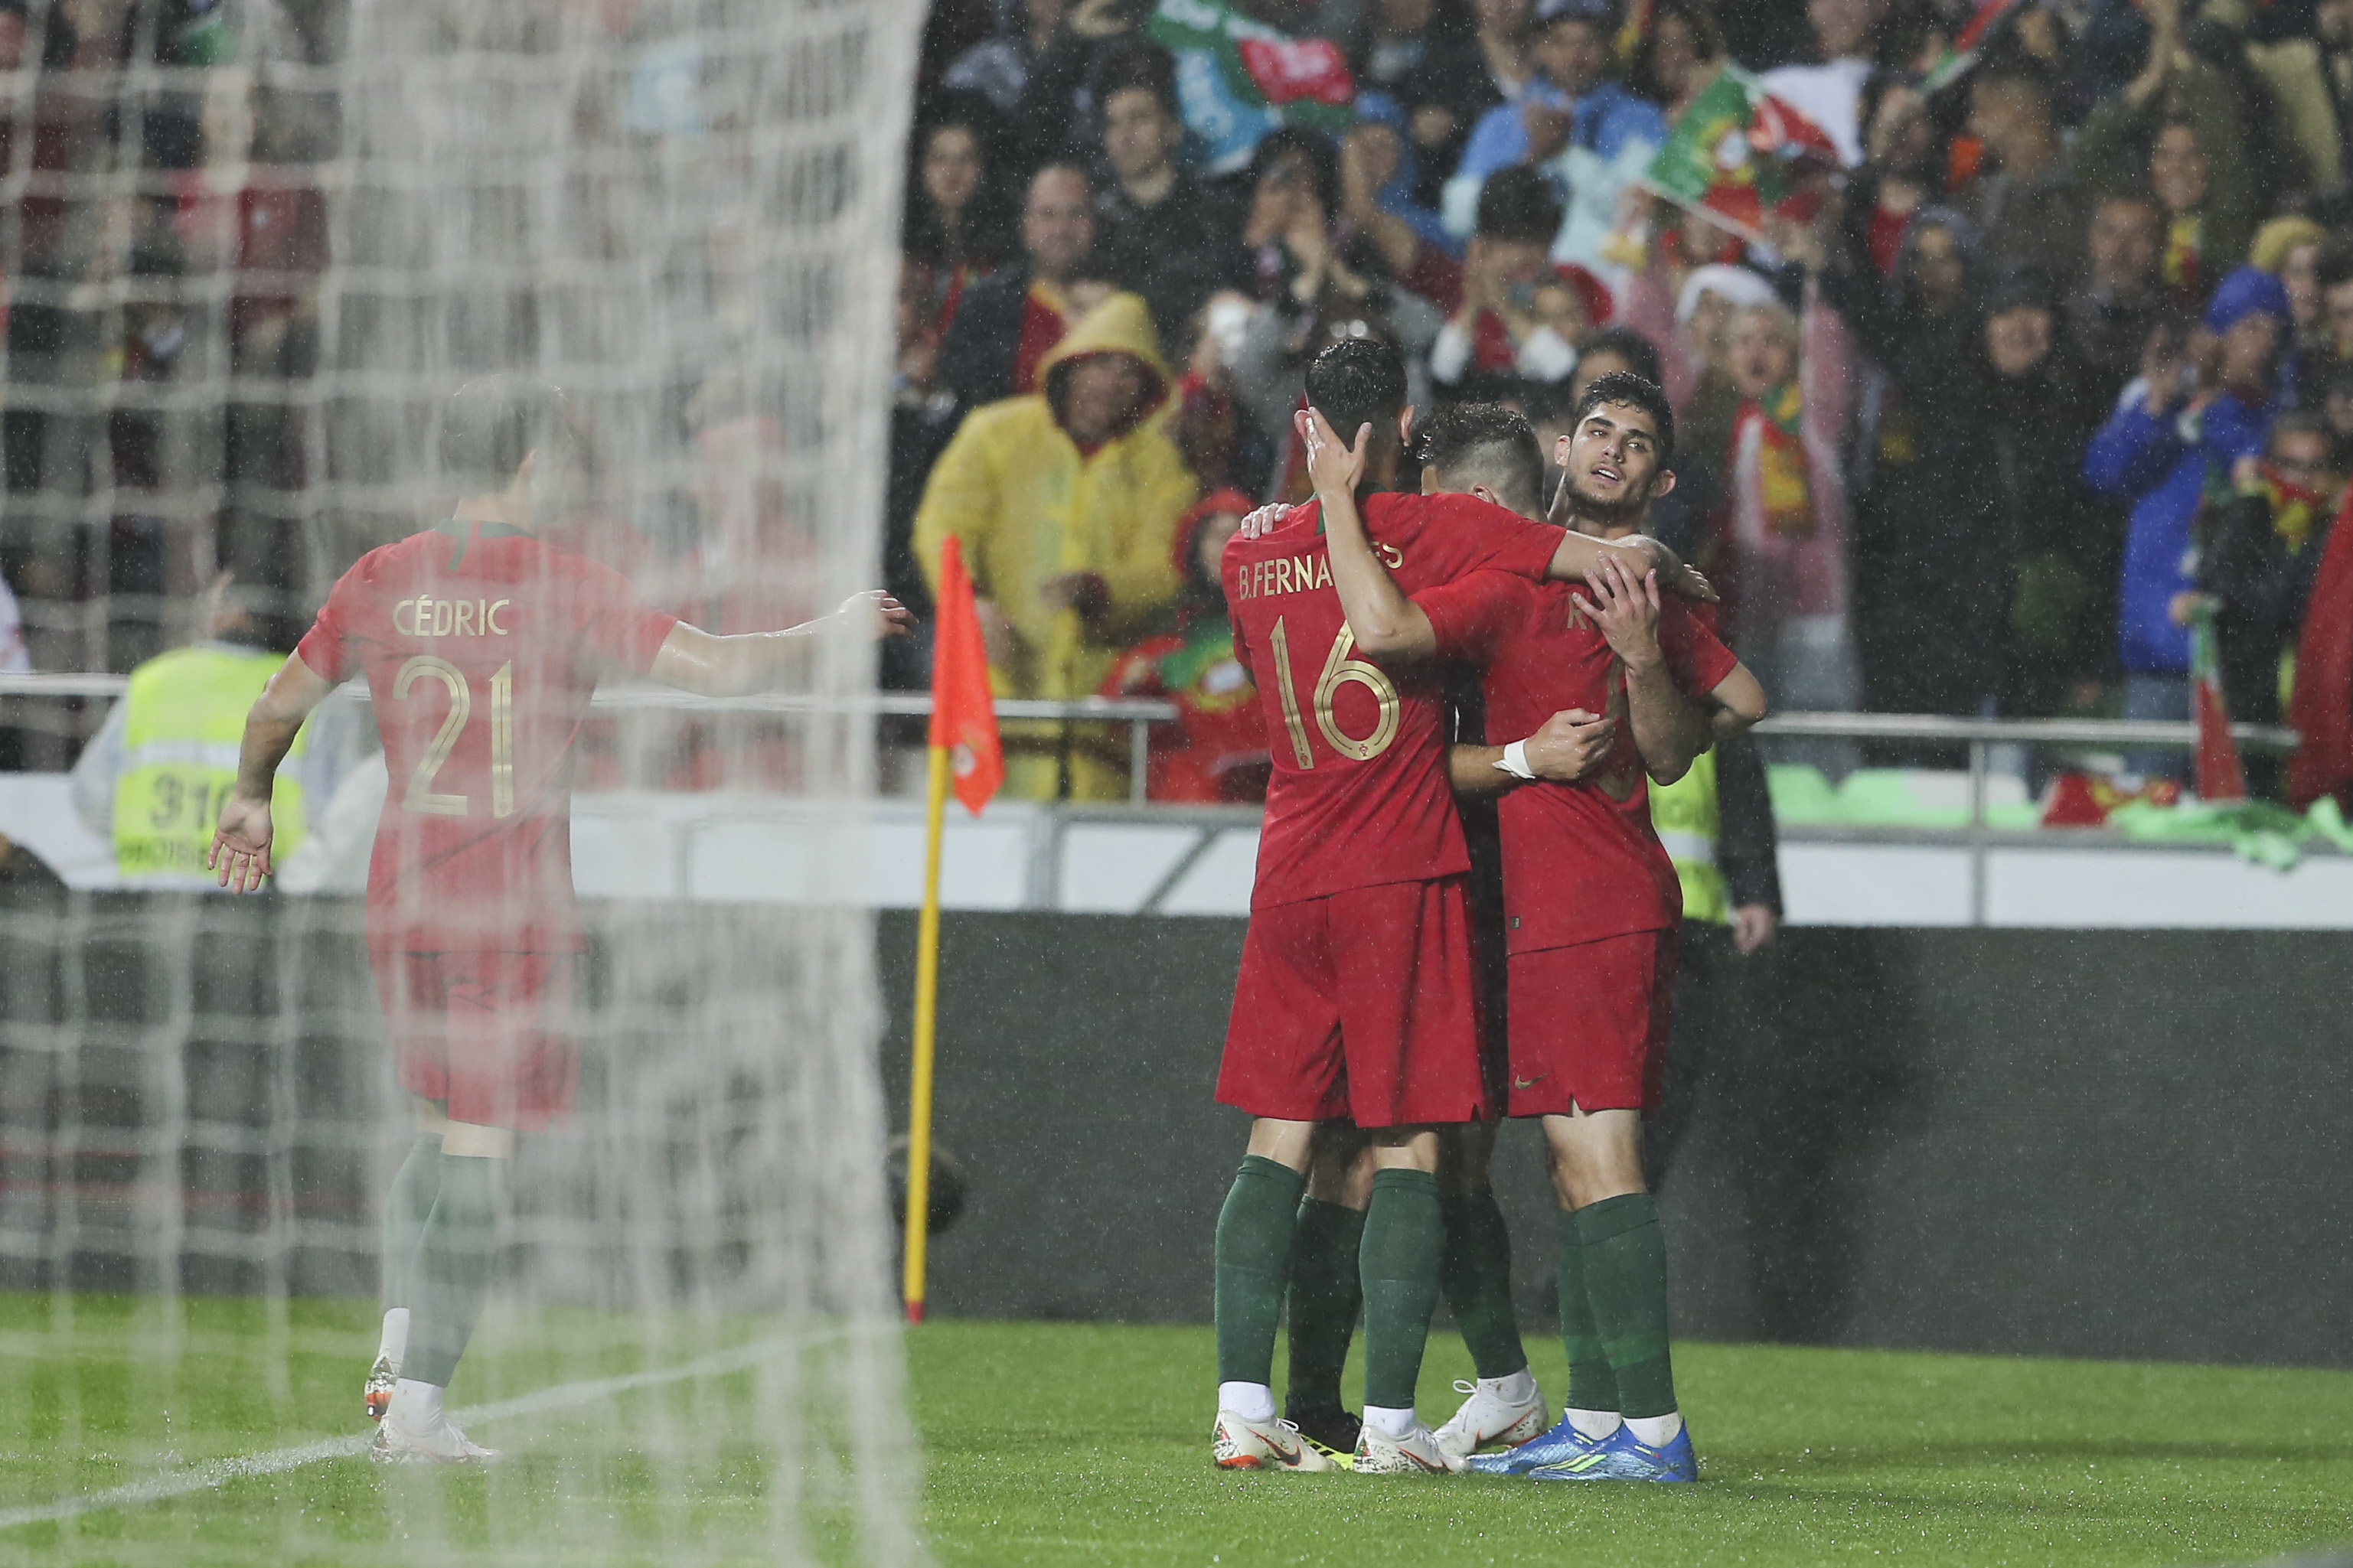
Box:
[929,534,1004,815]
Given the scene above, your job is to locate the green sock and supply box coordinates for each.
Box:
[402,1153,505,1389]
[1553,1207,1618,1412]
[1284,1198,1363,1415]
[1215,1156,1306,1387]
[1440,1187,1528,1381]
[1358,1168,1444,1412]
[1573,1191,1676,1420]
[380,1133,442,1313]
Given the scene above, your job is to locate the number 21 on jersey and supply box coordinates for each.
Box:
[1265,617,1400,768]
[394,655,515,818]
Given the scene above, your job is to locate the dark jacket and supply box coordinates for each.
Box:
[937,260,1043,418]
[2201,490,2330,727]
[1094,174,1250,352]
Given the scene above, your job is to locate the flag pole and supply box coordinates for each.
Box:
[902,741,950,1325]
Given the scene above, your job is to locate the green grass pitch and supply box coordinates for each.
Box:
[3,1293,2351,1566]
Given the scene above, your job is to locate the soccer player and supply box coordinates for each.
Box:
[1209,340,1710,1476]
[1301,374,1765,1483]
[207,377,910,1463]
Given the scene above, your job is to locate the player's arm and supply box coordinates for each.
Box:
[648,591,914,697]
[1298,408,1441,660]
[1576,556,1763,784]
[1447,707,1618,795]
[1542,526,1716,604]
[209,652,336,892]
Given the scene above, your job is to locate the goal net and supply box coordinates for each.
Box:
[0,0,925,1562]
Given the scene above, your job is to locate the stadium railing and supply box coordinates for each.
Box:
[0,672,2301,823]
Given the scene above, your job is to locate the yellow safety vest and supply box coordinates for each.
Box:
[1649,745,1728,926]
[113,646,308,876]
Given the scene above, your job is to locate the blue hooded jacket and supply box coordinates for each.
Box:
[2081,266,2286,677]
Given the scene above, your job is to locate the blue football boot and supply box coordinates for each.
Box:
[1462,1413,1605,1476]
[1528,1422,1698,1482]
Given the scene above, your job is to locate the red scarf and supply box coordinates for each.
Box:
[2288,491,2353,808]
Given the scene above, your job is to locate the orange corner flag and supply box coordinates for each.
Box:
[930,535,1004,815]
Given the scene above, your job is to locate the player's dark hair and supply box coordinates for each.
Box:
[1572,370,1675,465]
[1474,165,1565,245]
[1575,325,1664,390]
[1304,337,1409,445]
[433,375,575,491]
[1414,403,1545,517]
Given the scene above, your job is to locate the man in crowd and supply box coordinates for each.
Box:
[1441,0,1666,269]
[2087,265,2287,770]
[938,161,1107,418]
[1208,338,1707,1475]
[1091,47,1249,351]
[2063,191,2169,386]
[207,377,909,1462]
[1963,51,2094,288]
[1431,168,1607,409]
[914,294,1197,800]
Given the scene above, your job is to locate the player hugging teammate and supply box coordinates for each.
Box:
[1207,338,1765,1480]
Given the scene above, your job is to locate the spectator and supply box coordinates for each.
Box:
[946,0,1152,169]
[1098,489,1271,802]
[1335,106,1457,282]
[1440,0,1666,268]
[1627,0,1726,120]
[1399,0,1535,210]
[1839,75,1941,279]
[1963,51,2094,287]
[942,0,1072,116]
[1718,295,1860,718]
[2196,412,2341,779]
[1092,47,1251,350]
[2250,214,2330,401]
[912,294,1196,800]
[2086,265,2288,765]
[937,161,1109,419]
[1340,0,1450,96]
[902,106,1016,342]
[2061,190,2167,386]
[1430,165,1609,408]
[2071,0,2257,302]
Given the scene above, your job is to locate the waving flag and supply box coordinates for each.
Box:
[2188,603,2248,802]
[1639,64,1837,242]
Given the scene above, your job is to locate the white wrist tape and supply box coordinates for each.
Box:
[1495,739,1538,781]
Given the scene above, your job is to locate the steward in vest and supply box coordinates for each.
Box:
[72,575,367,884]
[1643,727,1782,1185]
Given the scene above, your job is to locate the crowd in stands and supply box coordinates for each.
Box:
[889,0,2353,811]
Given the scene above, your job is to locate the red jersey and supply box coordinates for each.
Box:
[295,522,680,954]
[1421,574,1738,950]
[1221,493,1562,908]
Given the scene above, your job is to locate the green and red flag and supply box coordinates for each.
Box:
[1922,0,2028,93]
[2188,601,2248,803]
[1638,64,1838,242]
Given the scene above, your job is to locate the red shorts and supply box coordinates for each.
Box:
[1504,928,1678,1117]
[369,945,578,1130]
[1216,876,1488,1129]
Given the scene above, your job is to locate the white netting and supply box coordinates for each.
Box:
[1,0,925,1561]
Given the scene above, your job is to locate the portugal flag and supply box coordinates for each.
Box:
[930,535,1004,816]
[2188,603,2247,803]
[1639,64,1837,241]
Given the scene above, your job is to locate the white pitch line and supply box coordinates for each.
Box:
[0,1326,848,1533]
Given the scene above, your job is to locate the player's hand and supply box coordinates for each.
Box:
[1572,554,1666,668]
[1236,503,1293,540]
[838,589,915,638]
[207,793,274,894]
[1731,903,1778,954]
[1522,708,1616,782]
[1297,406,1371,501]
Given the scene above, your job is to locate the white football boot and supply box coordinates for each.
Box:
[370,1409,499,1465]
[1353,1419,1465,1475]
[363,1355,399,1424]
[1433,1377,1549,1461]
[1211,1410,1337,1472]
